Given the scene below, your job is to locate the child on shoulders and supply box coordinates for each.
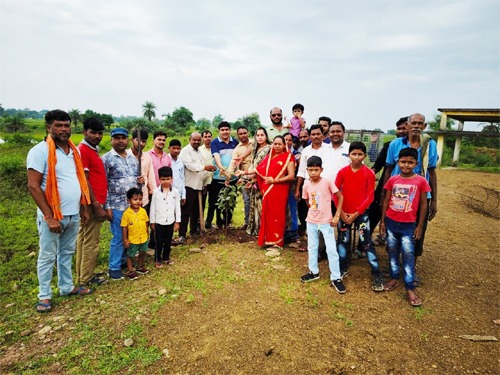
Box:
[121,188,150,280]
[335,141,384,292]
[300,156,346,294]
[284,103,306,138]
[380,148,431,307]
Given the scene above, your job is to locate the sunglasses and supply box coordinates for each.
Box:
[271,114,282,117]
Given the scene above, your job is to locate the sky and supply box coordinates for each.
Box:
[0,0,499,131]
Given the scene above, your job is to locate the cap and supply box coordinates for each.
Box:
[110,128,128,137]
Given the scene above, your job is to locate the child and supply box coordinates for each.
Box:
[121,188,150,280]
[150,166,181,268]
[284,103,306,137]
[335,141,384,292]
[380,148,431,307]
[168,139,186,243]
[300,156,346,294]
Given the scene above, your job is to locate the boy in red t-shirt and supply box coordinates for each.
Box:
[335,141,384,292]
[380,148,431,307]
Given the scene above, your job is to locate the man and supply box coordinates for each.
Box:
[207,121,238,228]
[267,107,287,140]
[128,128,156,209]
[200,130,214,215]
[27,110,92,313]
[383,113,438,276]
[318,116,332,144]
[75,117,108,287]
[225,126,254,228]
[368,116,408,240]
[147,130,171,187]
[295,125,329,238]
[322,121,351,182]
[101,128,142,280]
[298,128,310,152]
[179,132,216,240]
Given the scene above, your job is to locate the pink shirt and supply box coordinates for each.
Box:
[384,174,431,223]
[147,149,172,187]
[303,177,339,224]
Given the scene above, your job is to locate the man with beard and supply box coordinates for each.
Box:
[75,117,108,287]
[318,116,332,144]
[267,107,288,140]
[147,130,171,187]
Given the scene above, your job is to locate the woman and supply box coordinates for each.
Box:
[239,135,295,249]
[242,127,271,237]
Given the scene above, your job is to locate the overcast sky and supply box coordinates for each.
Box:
[1,0,499,131]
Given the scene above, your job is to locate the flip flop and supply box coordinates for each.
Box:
[67,286,93,296]
[297,246,308,252]
[36,301,52,313]
[409,295,422,307]
[383,281,399,292]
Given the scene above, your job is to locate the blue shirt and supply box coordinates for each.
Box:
[27,141,82,216]
[210,136,238,180]
[169,156,186,199]
[101,149,139,211]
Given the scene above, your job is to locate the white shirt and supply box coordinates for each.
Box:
[179,144,206,191]
[149,186,181,225]
[297,143,329,180]
[322,141,351,182]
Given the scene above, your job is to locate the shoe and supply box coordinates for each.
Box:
[176,236,186,244]
[372,276,384,292]
[108,270,124,281]
[301,272,320,283]
[332,279,346,294]
[94,272,107,278]
[164,260,174,265]
[136,267,149,275]
[341,270,349,279]
[127,271,139,280]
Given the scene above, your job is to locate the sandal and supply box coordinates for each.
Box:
[297,246,308,252]
[267,245,282,251]
[155,262,164,269]
[36,301,52,313]
[164,260,174,265]
[67,286,93,296]
[373,234,386,246]
[383,280,399,292]
[408,295,422,307]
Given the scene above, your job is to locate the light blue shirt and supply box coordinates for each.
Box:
[169,156,186,199]
[27,141,82,216]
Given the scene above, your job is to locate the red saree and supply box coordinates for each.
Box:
[256,150,293,247]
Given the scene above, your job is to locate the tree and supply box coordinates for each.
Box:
[427,114,455,132]
[239,113,261,134]
[142,101,157,121]
[196,117,212,132]
[212,114,224,128]
[69,109,81,129]
[163,106,195,135]
[0,113,28,133]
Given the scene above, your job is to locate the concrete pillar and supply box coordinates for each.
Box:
[452,121,464,167]
[436,113,448,168]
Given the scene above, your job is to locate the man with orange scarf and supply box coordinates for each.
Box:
[27,110,92,313]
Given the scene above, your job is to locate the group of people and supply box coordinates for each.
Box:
[27,106,437,312]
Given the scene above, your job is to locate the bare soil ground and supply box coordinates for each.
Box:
[1,169,499,374]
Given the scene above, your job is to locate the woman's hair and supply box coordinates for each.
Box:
[254,127,271,145]
[273,135,286,144]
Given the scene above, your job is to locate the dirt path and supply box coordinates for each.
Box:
[1,169,499,374]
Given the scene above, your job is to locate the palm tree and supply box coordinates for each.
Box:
[142,101,157,121]
[69,109,81,129]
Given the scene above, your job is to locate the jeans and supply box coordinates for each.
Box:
[37,214,80,299]
[385,217,417,290]
[241,186,251,226]
[307,223,341,280]
[337,210,381,277]
[109,209,125,272]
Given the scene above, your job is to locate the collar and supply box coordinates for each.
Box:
[81,139,98,151]
[217,135,234,144]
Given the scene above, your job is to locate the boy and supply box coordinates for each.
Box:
[150,167,181,268]
[335,141,384,292]
[380,148,431,307]
[301,156,346,294]
[121,188,149,280]
[168,139,186,243]
[284,103,306,137]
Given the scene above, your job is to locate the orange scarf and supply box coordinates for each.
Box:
[45,135,90,220]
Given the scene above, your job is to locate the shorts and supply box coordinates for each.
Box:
[126,241,148,257]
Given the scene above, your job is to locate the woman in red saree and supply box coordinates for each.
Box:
[240,136,295,249]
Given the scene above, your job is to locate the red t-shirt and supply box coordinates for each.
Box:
[383,174,431,223]
[303,178,339,224]
[78,142,108,204]
[335,164,375,214]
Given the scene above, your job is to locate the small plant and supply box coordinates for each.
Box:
[215,184,242,228]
